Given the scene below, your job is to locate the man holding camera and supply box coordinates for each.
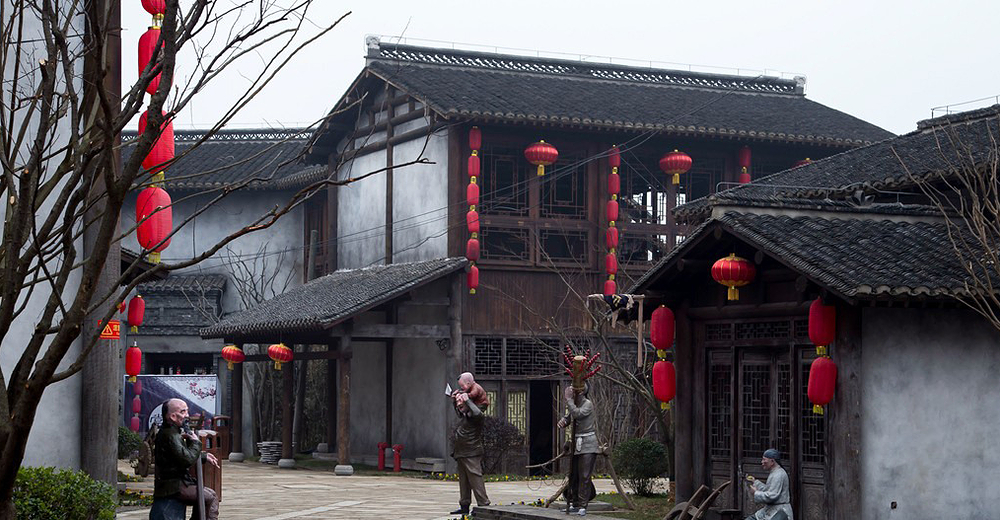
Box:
[154,398,220,520]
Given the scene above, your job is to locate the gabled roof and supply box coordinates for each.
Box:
[309,42,892,161]
[633,212,973,301]
[123,128,325,191]
[676,106,1000,220]
[200,257,467,340]
[139,273,227,293]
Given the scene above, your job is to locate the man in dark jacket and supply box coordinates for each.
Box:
[154,398,220,519]
[450,391,490,516]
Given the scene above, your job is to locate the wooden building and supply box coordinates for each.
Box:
[631,107,1000,519]
[208,38,893,472]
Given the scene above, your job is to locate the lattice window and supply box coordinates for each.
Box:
[793,318,810,340]
[705,323,734,342]
[474,338,502,376]
[681,156,725,202]
[541,154,587,219]
[801,362,826,463]
[484,390,499,417]
[776,363,792,458]
[620,160,671,226]
[481,145,529,216]
[709,363,732,459]
[741,365,771,457]
[505,339,558,376]
[539,229,588,263]
[481,227,530,261]
[507,390,527,437]
[735,320,791,341]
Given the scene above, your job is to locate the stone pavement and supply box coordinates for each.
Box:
[117,461,618,519]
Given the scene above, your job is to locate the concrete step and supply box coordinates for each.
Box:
[473,505,620,520]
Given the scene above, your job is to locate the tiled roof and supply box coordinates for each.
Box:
[201,257,467,339]
[675,106,1000,220]
[361,44,892,145]
[633,213,976,300]
[123,128,324,191]
[138,273,227,293]
[133,274,226,336]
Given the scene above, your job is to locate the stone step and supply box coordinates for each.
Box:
[473,505,621,520]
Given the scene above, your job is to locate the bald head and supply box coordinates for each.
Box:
[458,372,475,392]
[164,398,189,427]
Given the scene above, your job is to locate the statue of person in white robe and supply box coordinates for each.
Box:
[744,449,794,520]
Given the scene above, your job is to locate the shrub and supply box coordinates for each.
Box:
[482,416,525,474]
[612,437,668,496]
[13,466,117,519]
[118,425,143,460]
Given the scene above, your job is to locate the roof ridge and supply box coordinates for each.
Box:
[917,104,1000,131]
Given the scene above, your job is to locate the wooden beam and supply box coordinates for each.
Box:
[338,335,353,466]
[686,300,811,320]
[326,353,338,452]
[338,121,447,164]
[385,83,395,265]
[329,323,450,339]
[231,357,244,459]
[830,305,862,520]
[244,349,340,362]
[281,355,294,461]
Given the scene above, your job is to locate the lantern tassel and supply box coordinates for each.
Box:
[660,402,669,411]
[148,252,161,263]
[728,286,739,300]
[128,376,136,383]
[672,173,680,185]
[656,349,667,360]
[274,361,282,370]
[469,288,476,295]
[813,404,824,415]
[227,361,234,371]
[152,171,165,185]
[130,325,138,333]
[537,164,545,176]
[816,345,827,356]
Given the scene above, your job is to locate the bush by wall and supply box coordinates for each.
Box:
[612,437,668,496]
[118,425,143,460]
[13,466,117,519]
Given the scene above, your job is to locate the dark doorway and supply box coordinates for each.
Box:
[528,381,554,476]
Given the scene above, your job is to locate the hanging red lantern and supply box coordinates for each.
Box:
[794,158,812,168]
[608,172,620,198]
[469,126,482,150]
[118,301,127,314]
[467,264,479,295]
[807,356,838,414]
[809,298,836,356]
[605,253,618,278]
[141,0,166,15]
[130,416,142,433]
[138,26,164,96]
[659,150,692,185]
[127,295,145,333]
[136,186,172,263]
[138,110,174,176]
[603,279,617,296]
[126,343,142,382]
[268,343,293,370]
[711,254,756,301]
[466,238,480,262]
[133,379,142,395]
[524,140,558,176]
[606,227,619,250]
[221,345,246,370]
[467,182,480,208]
[606,199,619,223]
[132,395,142,414]
[468,152,480,178]
[608,146,621,168]
[466,210,480,237]
[650,305,675,351]
[652,360,676,409]
[738,146,751,170]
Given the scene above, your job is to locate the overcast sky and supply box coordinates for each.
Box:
[122,0,1000,135]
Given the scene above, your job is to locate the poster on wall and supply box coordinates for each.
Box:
[123,374,218,434]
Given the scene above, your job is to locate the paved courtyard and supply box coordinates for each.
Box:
[117,461,618,519]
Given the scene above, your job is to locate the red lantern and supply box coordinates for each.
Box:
[118,301,127,314]
[221,345,245,370]
[807,356,838,414]
[466,238,480,262]
[738,146,751,171]
[739,171,752,185]
[132,395,142,414]
[652,360,676,408]
[605,253,618,278]
[127,295,145,333]
[467,264,479,295]
[469,127,482,150]
[794,158,812,168]
[524,140,558,176]
[130,416,142,432]
[606,227,619,250]
[659,150,692,185]
[138,27,164,96]
[608,172,620,197]
[136,186,172,262]
[468,152,480,178]
[133,379,142,395]
[126,343,142,382]
[608,146,621,168]
[711,254,756,301]
[606,199,619,223]
[268,343,293,370]
[466,210,480,237]
[603,279,617,296]
[467,182,480,208]
[141,0,166,15]
[650,305,675,351]
[138,110,174,175]
[809,298,836,355]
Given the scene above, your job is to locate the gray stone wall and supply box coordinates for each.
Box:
[861,307,1000,519]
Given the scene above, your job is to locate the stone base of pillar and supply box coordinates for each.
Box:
[334,464,354,476]
[316,443,330,453]
[278,458,296,469]
[228,452,245,463]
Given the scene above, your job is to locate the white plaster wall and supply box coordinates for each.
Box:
[337,153,387,268]
[861,307,1000,520]
[392,130,450,264]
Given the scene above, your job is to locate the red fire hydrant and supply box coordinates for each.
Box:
[377,442,388,471]
[392,444,404,473]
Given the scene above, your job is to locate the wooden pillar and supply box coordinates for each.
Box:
[447,273,464,470]
[338,334,353,467]
[830,305,862,520]
[325,347,338,452]
[279,352,295,467]
[385,340,393,445]
[674,301,694,500]
[230,351,245,461]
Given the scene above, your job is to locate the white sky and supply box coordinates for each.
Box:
[122,0,1000,135]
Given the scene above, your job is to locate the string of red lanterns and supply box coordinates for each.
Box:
[604,146,621,296]
[467,127,481,295]
[127,295,145,333]
[650,305,676,410]
[130,379,143,432]
[738,145,752,185]
[807,298,838,414]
